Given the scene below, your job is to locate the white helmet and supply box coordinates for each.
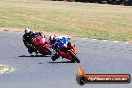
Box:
[24,27,31,34]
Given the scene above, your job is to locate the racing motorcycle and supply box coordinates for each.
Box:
[32,35,52,56]
[51,37,80,63]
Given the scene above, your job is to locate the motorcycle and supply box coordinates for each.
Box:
[32,35,52,56]
[51,37,80,63]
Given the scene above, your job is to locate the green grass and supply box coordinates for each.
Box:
[0,0,132,41]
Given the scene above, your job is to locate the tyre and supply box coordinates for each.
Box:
[124,0,130,5]
[68,50,80,63]
[115,0,122,4]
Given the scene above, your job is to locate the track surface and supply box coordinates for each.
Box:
[0,31,132,88]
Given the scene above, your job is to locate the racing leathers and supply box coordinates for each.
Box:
[23,31,43,54]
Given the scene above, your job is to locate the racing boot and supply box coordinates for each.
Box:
[51,52,60,61]
[28,48,33,54]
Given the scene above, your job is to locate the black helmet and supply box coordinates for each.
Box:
[49,35,58,44]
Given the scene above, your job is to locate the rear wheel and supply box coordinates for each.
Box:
[68,50,80,63]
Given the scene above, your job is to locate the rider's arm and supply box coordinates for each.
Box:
[23,36,29,48]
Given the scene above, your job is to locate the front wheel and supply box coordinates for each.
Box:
[68,50,80,63]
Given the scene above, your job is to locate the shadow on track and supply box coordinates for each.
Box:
[18,55,50,57]
[48,61,75,64]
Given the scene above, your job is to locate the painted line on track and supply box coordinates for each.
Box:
[81,38,131,44]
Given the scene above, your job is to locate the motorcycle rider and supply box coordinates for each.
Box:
[49,35,70,44]
[49,35,58,47]
[23,27,45,54]
[49,35,73,61]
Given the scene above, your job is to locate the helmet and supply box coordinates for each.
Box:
[49,35,58,44]
[24,27,31,34]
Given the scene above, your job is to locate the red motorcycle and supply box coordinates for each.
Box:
[32,35,51,56]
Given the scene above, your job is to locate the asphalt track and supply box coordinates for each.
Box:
[0,31,132,88]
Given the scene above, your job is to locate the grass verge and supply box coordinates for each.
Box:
[0,0,132,41]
